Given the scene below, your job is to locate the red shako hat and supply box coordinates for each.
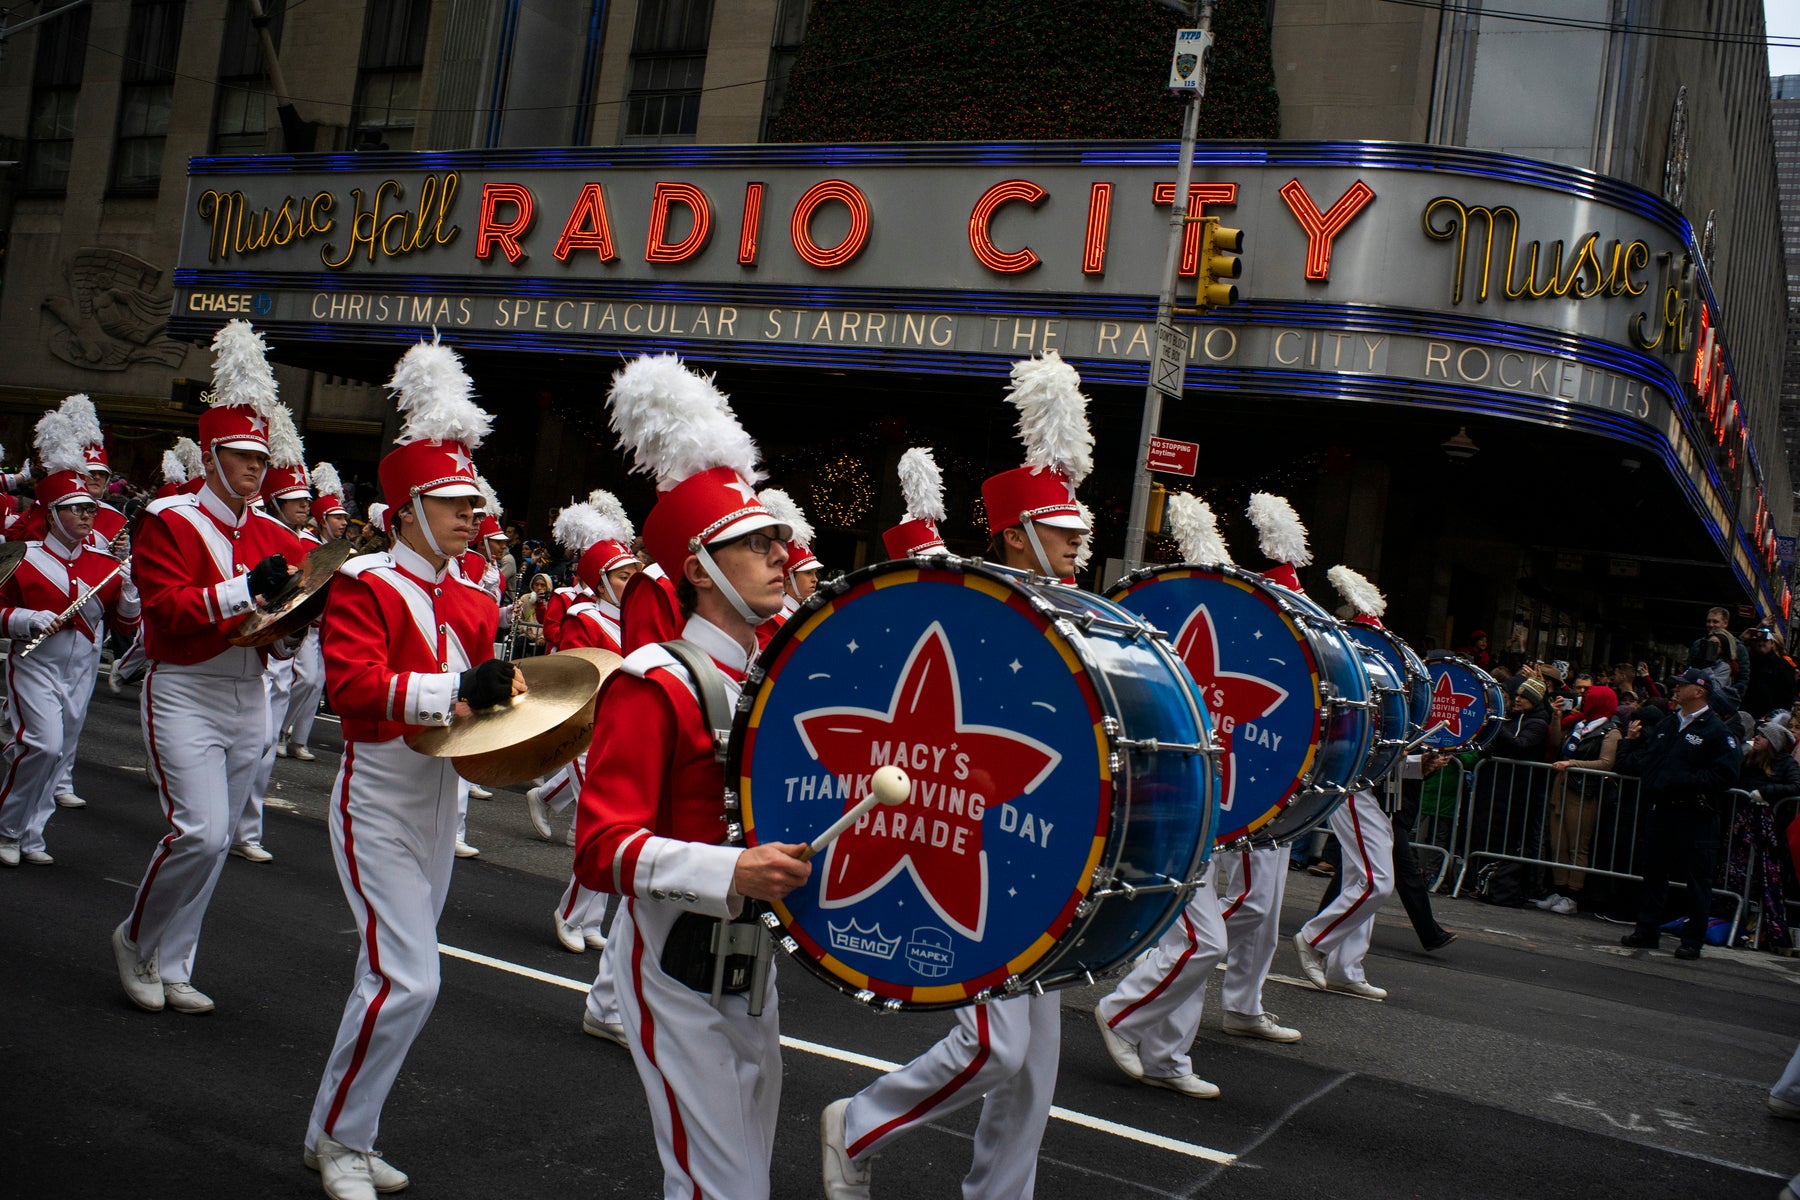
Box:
[33,399,99,508]
[199,320,282,458]
[474,472,509,545]
[377,337,492,513]
[757,488,820,576]
[1247,492,1311,593]
[606,354,785,579]
[259,403,310,503]
[1328,565,1387,629]
[309,462,349,520]
[883,446,948,559]
[981,351,1093,536]
[556,490,637,594]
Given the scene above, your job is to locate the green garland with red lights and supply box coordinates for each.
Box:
[767,0,1279,143]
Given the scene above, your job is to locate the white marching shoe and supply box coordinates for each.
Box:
[162,982,216,1014]
[525,787,553,841]
[1094,1006,1144,1079]
[112,922,163,1012]
[1326,979,1388,1000]
[821,1097,872,1199]
[454,840,480,859]
[554,914,586,953]
[1222,1010,1302,1043]
[468,784,493,800]
[305,1134,410,1194]
[0,838,19,867]
[1293,931,1329,989]
[54,792,86,809]
[274,741,289,759]
[290,743,317,762]
[230,842,274,863]
[581,1011,628,1046]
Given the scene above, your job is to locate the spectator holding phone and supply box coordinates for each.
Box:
[1536,685,1623,914]
[1743,627,1798,721]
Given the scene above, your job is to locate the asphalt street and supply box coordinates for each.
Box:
[3,671,1798,1199]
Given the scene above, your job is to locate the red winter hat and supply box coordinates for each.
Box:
[981,352,1093,535]
[378,338,492,512]
[883,446,948,559]
[607,355,784,578]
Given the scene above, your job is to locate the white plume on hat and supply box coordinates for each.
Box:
[208,320,282,420]
[588,488,635,545]
[1169,494,1231,565]
[389,337,492,448]
[366,501,389,530]
[173,437,203,480]
[160,450,187,486]
[607,354,762,490]
[266,404,305,471]
[1328,565,1386,617]
[311,462,344,501]
[757,488,814,547]
[1005,351,1094,487]
[553,501,606,556]
[34,408,87,476]
[58,394,104,460]
[474,472,502,520]
[897,447,946,523]
[1246,492,1312,566]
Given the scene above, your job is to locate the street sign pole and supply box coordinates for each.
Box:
[1123,0,1212,573]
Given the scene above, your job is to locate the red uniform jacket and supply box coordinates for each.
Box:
[573,615,754,915]
[133,487,307,665]
[540,586,579,648]
[322,540,499,744]
[0,540,138,644]
[560,598,622,655]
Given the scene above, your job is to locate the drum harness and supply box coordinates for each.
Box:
[658,639,777,1016]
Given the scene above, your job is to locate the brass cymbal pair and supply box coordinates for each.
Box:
[407,648,621,787]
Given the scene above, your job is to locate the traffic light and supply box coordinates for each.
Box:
[1197,216,1242,309]
[1147,482,1169,534]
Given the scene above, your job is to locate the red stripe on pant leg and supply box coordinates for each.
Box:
[1108,911,1199,1028]
[628,901,700,1198]
[322,744,395,1137]
[1311,798,1376,945]
[560,878,583,921]
[129,665,184,942]
[849,1003,992,1159]
[541,773,571,807]
[1219,850,1254,919]
[0,652,33,820]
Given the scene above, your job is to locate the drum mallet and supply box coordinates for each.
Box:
[798,764,911,861]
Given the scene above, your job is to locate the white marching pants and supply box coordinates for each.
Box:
[1218,844,1289,1016]
[615,898,782,1200]
[1298,791,1396,985]
[583,936,622,1026]
[0,632,100,853]
[50,638,100,800]
[114,628,148,685]
[1096,859,1227,1080]
[844,990,1061,1200]
[307,738,461,1154]
[556,872,609,937]
[282,627,324,747]
[235,657,292,847]
[123,654,269,984]
[538,756,580,815]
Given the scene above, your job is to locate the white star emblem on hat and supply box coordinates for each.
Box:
[724,477,757,504]
[447,446,473,473]
[247,415,267,435]
[84,447,104,462]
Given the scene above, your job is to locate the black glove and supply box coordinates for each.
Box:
[458,659,516,708]
[247,554,292,602]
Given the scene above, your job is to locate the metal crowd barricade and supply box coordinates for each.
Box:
[1451,757,1746,935]
[1724,788,1796,949]
[1383,757,1466,892]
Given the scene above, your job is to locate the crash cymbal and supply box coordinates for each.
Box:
[406,653,603,777]
[229,537,359,647]
[441,648,623,787]
[0,542,27,589]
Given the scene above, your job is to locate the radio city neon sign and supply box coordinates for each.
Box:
[196,171,1377,281]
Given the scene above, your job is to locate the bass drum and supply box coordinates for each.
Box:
[1341,622,1431,734]
[1109,564,1374,848]
[1418,652,1505,750]
[731,558,1217,1011]
[1354,648,1410,783]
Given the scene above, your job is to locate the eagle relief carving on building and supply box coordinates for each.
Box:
[42,247,189,371]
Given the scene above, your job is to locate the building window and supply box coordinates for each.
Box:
[759,0,808,140]
[213,0,286,154]
[353,0,431,151]
[624,0,713,143]
[23,6,90,195]
[111,0,186,194]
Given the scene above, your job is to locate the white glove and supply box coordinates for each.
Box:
[23,610,57,637]
[18,461,32,483]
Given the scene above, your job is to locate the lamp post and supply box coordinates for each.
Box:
[1122,0,1214,573]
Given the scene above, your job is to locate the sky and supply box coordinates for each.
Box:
[1770,0,1800,78]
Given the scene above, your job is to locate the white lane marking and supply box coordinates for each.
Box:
[438,942,1237,1165]
[1180,1072,1350,1195]
[104,877,139,889]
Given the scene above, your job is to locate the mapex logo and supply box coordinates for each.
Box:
[827,919,900,961]
[187,292,273,315]
[906,927,955,978]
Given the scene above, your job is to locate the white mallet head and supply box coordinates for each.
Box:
[871,765,911,806]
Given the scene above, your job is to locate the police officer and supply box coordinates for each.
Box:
[1616,667,1743,960]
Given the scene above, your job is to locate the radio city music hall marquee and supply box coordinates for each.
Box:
[170,142,1775,584]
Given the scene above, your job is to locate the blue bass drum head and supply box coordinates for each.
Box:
[736,563,1116,1007]
[1420,655,1502,749]
[1111,567,1324,845]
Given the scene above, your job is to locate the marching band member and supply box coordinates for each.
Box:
[232,409,313,864]
[753,488,820,649]
[823,352,1093,1200]
[572,353,809,1200]
[112,320,307,1017]
[302,337,517,1200]
[154,445,188,499]
[538,492,608,650]
[1094,495,1243,1100]
[880,446,950,560]
[112,439,202,695]
[0,407,140,865]
[275,462,348,761]
[0,444,31,502]
[1285,504,1396,1002]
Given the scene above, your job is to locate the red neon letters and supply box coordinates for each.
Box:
[739,182,765,265]
[1083,183,1114,275]
[1278,178,1375,281]
[790,180,872,269]
[968,180,1048,273]
[645,182,712,263]
[1151,181,1238,275]
[476,182,535,263]
[552,182,618,263]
